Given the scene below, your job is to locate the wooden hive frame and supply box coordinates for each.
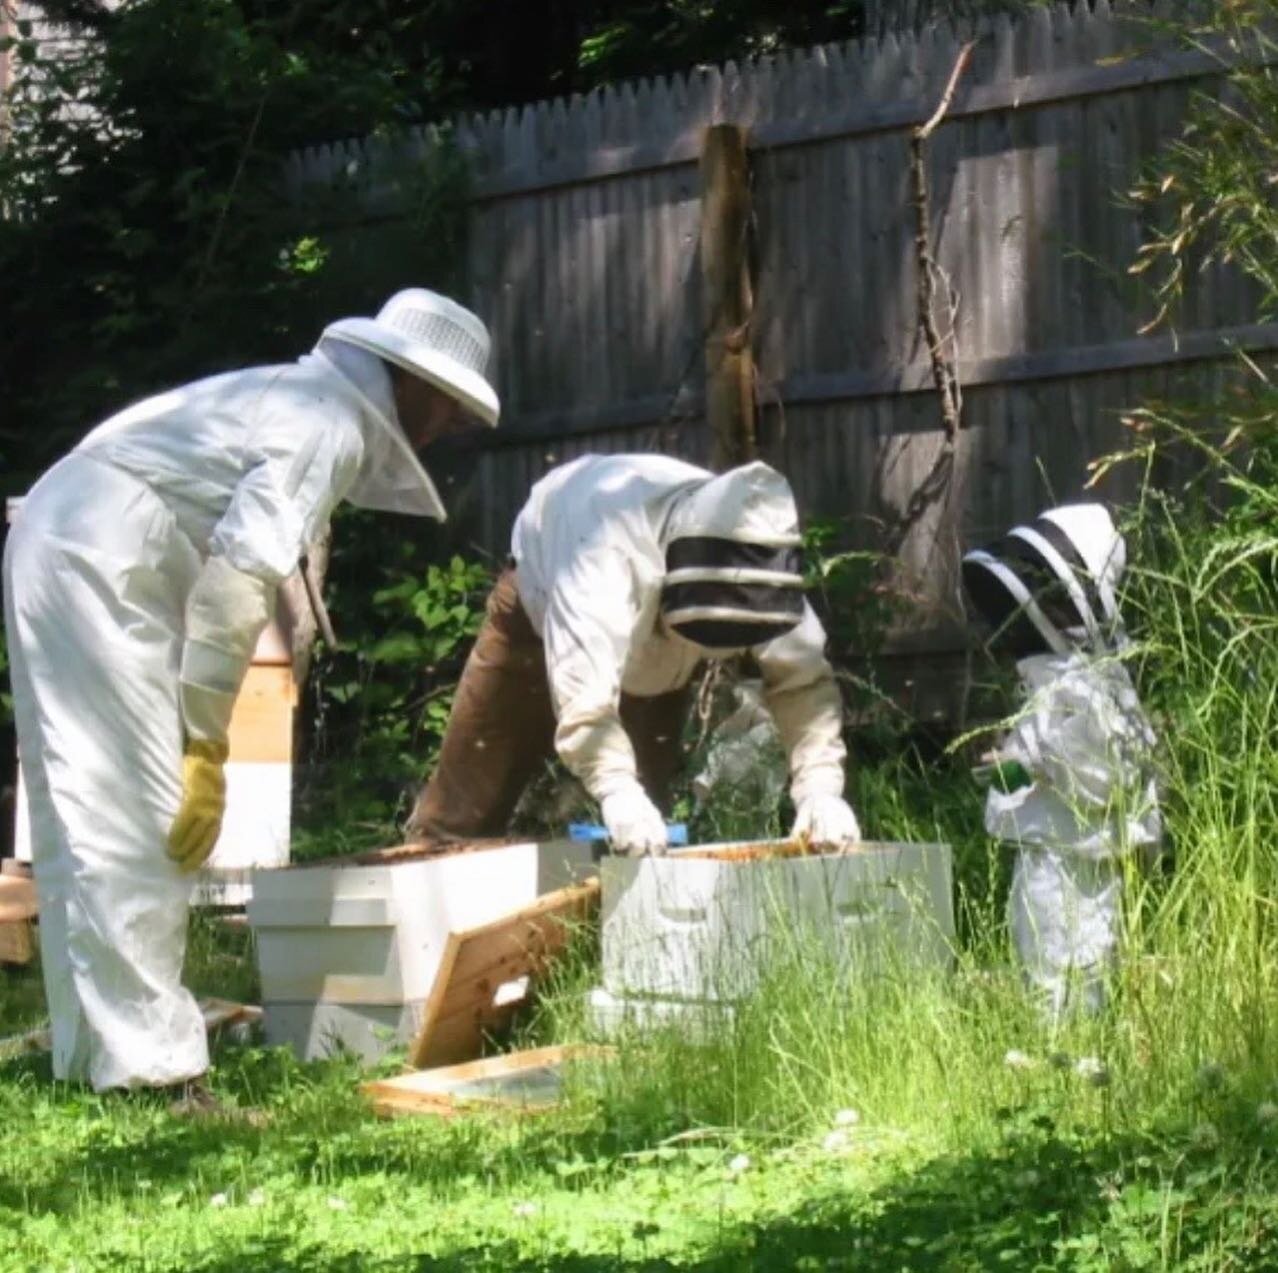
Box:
[407,878,601,1070]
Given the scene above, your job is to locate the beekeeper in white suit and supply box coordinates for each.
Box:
[3,288,499,1101]
[962,504,1161,1019]
[407,453,861,854]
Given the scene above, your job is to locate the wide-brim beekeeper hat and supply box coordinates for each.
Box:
[322,288,500,427]
[660,461,807,650]
[962,502,1127,656]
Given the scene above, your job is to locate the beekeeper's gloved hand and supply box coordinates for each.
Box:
[791,793,862,848]
[167,739,230,872]
[601,784,669,857]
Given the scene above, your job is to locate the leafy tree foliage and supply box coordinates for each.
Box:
[0,0,465,484]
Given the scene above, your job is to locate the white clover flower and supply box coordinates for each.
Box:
[209,1192,229,1209]
[728,1153,751,1174]
[512,1201,538,1218]
[834,1108,861,1127]
[1003,1049,1035,1071]
[247,1189,266,1208]
[327,1196,350,1212]
[1257,1103,1278,1126]
[1074,1056,1110,1087]
[822,1130,849,1153]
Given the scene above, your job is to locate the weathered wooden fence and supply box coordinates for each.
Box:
[286,0,1262,718]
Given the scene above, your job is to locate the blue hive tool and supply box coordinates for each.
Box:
[569,822,689,853]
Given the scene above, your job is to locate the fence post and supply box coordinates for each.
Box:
[699,123,756,471]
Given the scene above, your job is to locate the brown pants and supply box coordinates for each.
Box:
[406,568,692,841]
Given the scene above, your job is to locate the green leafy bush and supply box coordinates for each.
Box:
[293,522,494,858]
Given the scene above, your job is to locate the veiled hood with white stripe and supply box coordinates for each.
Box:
[660,461,806,650]
[962,503,1127,656]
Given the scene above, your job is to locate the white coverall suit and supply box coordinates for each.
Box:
[410,454,860,852]
[963,503,1161,1017]
[987,652,1161,1016]
[3,322,469,1089]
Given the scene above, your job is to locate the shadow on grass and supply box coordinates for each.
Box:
[8,1069,1274,1273]
[179,1126,1278,1272]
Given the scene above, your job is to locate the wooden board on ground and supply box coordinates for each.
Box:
[408,879,601,1070]
[0,875,37,924]
[363,1044,612,1119]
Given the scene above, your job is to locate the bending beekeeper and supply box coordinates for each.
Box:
[962,503,1162,1020]
[3,288,499,1101]
[407,454,861,855]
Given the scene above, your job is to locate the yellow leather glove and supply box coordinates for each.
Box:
[167,739,229,873]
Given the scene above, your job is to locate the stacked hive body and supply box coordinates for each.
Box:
[591,840,954,1032]
[248,839,598,1062]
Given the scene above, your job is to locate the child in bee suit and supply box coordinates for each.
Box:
[407,454,862,855]
[962,503,1162,1019]
[3,288,499,1099]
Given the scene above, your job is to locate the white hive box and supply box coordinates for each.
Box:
[247,837,597,1062]
[600,840,953,1004]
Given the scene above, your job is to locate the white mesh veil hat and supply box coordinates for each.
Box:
[322,288,500,427]
[962,502,1127,656]
[312,337,449,520]
[659,461,807,650]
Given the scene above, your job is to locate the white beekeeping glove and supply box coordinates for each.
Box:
[791,793,862,848]
[601,784,669,857]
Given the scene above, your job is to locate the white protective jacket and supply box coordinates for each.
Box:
[510,454,847,807]
[985,650,1161,1018]
[985,652,1162,860]
[3,344,438,1090]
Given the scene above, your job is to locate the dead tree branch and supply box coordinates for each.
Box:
[884,40,975,558]
[911,40,973,447]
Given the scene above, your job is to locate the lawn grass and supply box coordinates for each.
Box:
[6,951,1278,1271]
[5,733,1278,1271]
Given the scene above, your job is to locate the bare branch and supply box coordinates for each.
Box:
[915,40,976,142]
